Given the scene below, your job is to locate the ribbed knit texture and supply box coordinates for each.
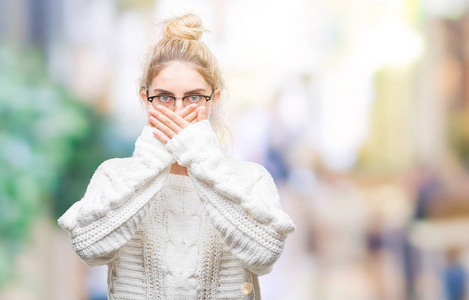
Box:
[58,121,296,299]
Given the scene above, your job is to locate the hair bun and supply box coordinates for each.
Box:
[162,13,207,41]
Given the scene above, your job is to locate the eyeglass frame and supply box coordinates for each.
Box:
[146,89,215,107]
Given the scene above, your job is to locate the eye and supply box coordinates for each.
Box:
[156,95,172,102]
[187,95,203,102]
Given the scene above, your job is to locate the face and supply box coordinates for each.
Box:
[141,61,220,118]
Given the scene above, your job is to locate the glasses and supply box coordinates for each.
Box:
[146,90,214,109]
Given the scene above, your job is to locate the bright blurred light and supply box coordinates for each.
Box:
[357,18,425,67]
[422,0,469,18]
[318,68,374,170]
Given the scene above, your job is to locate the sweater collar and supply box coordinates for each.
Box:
[165,173,194,190]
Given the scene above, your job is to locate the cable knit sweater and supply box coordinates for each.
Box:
[57,120,296,299]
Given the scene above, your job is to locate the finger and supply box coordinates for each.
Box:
[148,106,159,123]
[155,105,191,131]
[190,107,204,124]
[148,107,181,134]
[149,116,176,139]
[190,107,205,124]
[152,109,182,135]
[148,109,164,129]
[176,103,198,119]
[197,106,207,122]
[184,109,198,123]
[148,111,158,128]
[152,128,169,144]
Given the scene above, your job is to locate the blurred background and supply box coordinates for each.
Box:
[1,0,469,299]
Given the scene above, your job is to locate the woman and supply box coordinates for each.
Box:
[58,13,296,300]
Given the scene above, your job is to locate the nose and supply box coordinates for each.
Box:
[174,99,184,112]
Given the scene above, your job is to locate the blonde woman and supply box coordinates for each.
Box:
[58,13,296,300]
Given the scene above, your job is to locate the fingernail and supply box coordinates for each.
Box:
[157,105,164,110]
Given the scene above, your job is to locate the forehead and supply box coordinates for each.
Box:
[150,61,210,91]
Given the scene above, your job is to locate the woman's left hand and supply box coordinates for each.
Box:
[149,104,207,144]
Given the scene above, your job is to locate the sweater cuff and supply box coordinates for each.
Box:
[165,120,219,167]
[133,125,176,168]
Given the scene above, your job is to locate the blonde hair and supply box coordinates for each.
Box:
[139,13,231,147]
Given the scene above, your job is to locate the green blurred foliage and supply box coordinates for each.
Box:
[0,45,116,287]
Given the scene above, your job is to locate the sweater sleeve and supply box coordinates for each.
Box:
[165,120,296,276]
[57,125,175,266]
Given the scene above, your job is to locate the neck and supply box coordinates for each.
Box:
[170,162,188,176]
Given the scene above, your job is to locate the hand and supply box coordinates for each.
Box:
[148,104,207,144]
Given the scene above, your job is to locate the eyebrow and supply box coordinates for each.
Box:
[152,88,207,95]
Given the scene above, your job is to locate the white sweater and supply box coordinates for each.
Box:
[57,120,296,299]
